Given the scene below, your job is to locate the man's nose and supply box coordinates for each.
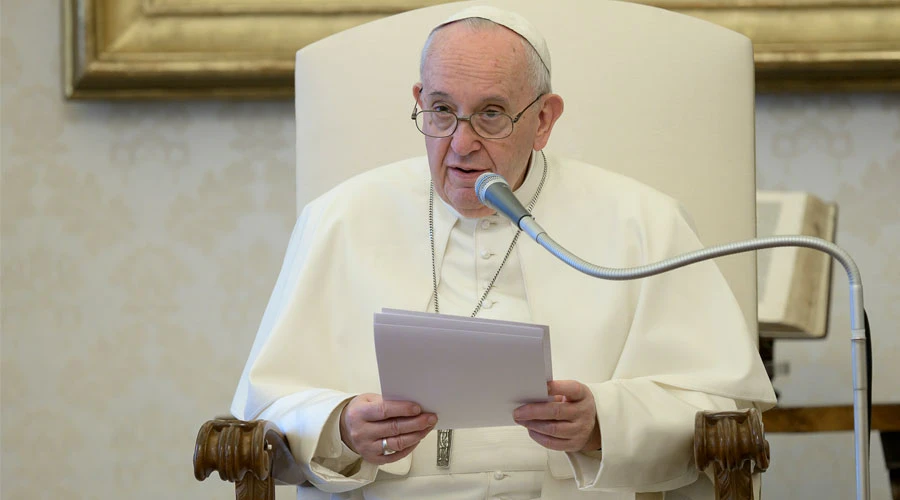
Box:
[450,119,482,156]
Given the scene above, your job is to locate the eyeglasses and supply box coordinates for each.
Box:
[411,93,545,139]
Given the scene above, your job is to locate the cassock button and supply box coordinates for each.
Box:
[480,249,493,259]
[482,300,495,309]
[493,471,505,480]
[480,219,492,230]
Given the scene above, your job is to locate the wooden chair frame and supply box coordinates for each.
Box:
[195,409,769,500]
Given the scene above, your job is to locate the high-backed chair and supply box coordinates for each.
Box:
[195,1,770,498]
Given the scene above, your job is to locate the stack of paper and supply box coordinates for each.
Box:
[374,309,552,429]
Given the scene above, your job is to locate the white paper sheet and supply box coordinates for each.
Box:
[374,309,552,429]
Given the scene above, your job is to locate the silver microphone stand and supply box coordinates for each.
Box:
[476,175,870,499]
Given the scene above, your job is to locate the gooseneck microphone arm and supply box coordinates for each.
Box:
[475,172,870,500]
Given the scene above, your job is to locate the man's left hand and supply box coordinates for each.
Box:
[513,380,602,452]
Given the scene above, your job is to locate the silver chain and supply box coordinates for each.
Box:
[429,150,548,317]
[428,151,547,468]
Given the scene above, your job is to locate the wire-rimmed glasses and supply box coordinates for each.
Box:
[411,94,545,139]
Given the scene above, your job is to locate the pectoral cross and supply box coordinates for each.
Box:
[437,429,452,467]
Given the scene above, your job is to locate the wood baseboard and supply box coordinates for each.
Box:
[763,404,900,433]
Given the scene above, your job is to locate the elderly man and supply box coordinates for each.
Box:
[231,6,776,499]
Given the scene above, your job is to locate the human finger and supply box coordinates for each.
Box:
[382,426,434,454]
[361,427,434,465]
[364,438,418,465]
[342,414,433,453]
[347,395,422,423]
[515,418,580,439]
[547,380,589,402]
[513,400,578,422]
[341,394,422,454]
[525,429,579,452]
[370,413,438,438]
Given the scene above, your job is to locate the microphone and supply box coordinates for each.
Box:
[475,173,529,223]
[475,173,547,241]
[474,173,872,500]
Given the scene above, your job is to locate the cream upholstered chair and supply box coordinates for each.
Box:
[194,1,769,498]
[293,0,758,333]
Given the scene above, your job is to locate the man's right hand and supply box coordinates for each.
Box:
[339,393,438,465]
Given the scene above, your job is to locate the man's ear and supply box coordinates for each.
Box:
[533,94,565,151]
[412,83,424,104]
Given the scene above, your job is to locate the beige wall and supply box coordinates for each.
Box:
[1,1,897,499]
[1,2,295,499]
[756,93,899,500]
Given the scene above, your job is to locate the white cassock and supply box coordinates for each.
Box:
[231,151,777,500]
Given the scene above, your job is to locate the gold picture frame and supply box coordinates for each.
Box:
[64,0,900,99]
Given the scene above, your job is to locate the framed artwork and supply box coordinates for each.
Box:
[64,0,900,99]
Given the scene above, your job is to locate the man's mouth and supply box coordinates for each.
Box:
[449,166,486,174]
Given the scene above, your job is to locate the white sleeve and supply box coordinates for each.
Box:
[255,393,382,492]
[565,387,739,491]
[560,198,775,491]
[230,199,381,493]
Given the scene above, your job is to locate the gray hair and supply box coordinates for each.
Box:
[419,17,552,95]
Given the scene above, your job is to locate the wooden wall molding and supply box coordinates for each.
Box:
[65,0,900,99]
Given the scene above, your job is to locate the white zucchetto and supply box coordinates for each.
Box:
[434,5,552,76]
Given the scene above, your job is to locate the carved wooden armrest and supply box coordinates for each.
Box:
[194,417,303,500]
[694,408,770,500]
[195,411,768,500]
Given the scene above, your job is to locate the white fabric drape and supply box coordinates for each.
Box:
[231,153,776,499]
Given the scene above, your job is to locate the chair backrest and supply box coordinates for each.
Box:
[294,0,759,336]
